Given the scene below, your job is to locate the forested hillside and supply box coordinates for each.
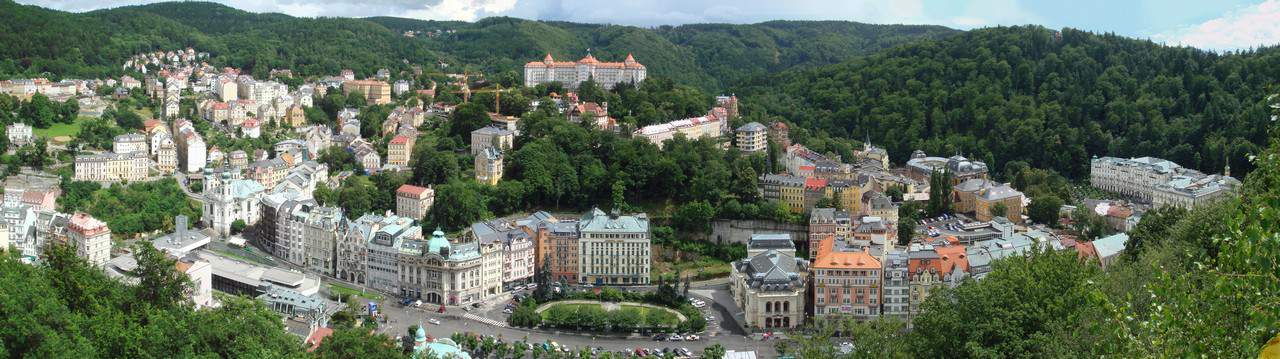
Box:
[737,26,1280,179]
[371,17,959,91]
[0,0,957,92]
[0,0,437,80]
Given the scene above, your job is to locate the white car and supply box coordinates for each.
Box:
[526,283,538,289]
[428,318,441,325]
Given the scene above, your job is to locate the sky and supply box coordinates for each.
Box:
[18,0,1280,51]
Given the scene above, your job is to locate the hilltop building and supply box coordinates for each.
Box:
[523,52,646,89]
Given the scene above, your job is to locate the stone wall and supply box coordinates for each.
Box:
[709,219,807,245]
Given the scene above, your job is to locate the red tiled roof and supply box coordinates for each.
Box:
[813,236,881,269]
[1075,241,1098,261]
[804,177,828,189]
[389,135,410,145]
[397,184,430,197]
[305,327,334,352]
[909,245,970,275]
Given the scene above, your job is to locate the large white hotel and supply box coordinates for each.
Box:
[1090,156,1239,209]
[523,52,646,90]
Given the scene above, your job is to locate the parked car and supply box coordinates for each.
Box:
[526,283,538,289]
[669,334,683,341]
[503,308,513,314]
[428,318,441,325]
[652,334,667,341]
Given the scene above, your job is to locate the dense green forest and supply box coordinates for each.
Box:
[737,26,1280,178]
[0,0,437,80]
[0,0,955,92]
[369,17,957,91]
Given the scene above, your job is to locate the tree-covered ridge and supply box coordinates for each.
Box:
[0,0,957,90]
[0,0,437,80]
[371,16,959,91]
[738,26,1280,179]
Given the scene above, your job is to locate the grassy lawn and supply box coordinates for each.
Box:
[33,116,93,139]
[539,303,598,319]
[328,283,385,302]
[651,255,731,282]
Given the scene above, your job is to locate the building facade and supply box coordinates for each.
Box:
[523,53,646,90]
[812,237,882,321]
[202,175,266,237]
[880,249,910,321]
[470,126,514,156]
[343,80,391,105]
[68,213,111,266]
[536,220,580,285]
[395,184,435,220]
[475,148,503,186]
[577,208,650,285]
[906,152,989,185]
[735,122,768,153]
[112,133,148,154]
[73,152,149,183]
[387,135,413,167]
[730,237,807,330]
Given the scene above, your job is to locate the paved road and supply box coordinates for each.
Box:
[376,302,779,357]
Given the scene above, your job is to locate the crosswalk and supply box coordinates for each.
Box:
[462,313,509,328]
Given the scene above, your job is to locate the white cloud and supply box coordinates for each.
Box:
[942,0,1044,29]
[1152,0,1280,50]
[405,0,519,21]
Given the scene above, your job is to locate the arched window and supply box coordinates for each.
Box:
[783,301,790,312]
[765,302,772,313]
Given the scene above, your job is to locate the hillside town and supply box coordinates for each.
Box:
[0,46,1248,359]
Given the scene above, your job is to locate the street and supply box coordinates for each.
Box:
[369,286,779,357]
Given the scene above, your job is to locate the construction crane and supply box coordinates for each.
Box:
[451,83,513,110]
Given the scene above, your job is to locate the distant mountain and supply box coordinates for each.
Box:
[369,17,959,91]
[0,0,958,91]
[736,26,1280,178]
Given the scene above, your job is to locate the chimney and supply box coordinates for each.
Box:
[175,215,188,243]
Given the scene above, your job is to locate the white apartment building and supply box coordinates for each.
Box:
[1090,156,1183,202]
[1092,156,1239,208]
[735,122,768,153]
[395,184,435,220]
[73,152,149,183]
[633,107,730,149]
[113,133,148,154]
[577,208,651,285]
[68,213,111,267]
[6,123,33,147]
[1151,174,1241,209]
[156,137,177,174]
